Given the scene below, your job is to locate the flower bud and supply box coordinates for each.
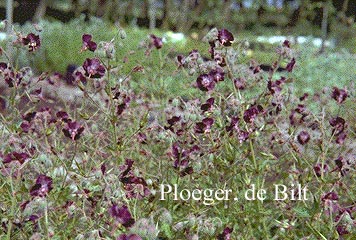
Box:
[119,29,127,39]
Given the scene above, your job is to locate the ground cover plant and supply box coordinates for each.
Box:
[0,19,355,240]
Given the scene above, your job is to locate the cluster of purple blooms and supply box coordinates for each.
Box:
[1,26,354,239]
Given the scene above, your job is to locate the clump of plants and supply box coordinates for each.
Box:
[0,21,355,240]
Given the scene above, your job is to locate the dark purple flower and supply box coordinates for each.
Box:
[195,117,214,134]
[226,116,240,133]
[321,191,339,201]
[334,156,343,170]
[171,143,188,168]
[150,34,163,49]
[331,87,348,104]
[137,132,147,144]
[22,33,41,52]
[117,234,142,240]
[295,104,306,114]
[64,64,78,85]
[201,97,215,112]
[237,130,249,143]
[218,29,234,46]
[119,159,151,199]
[336,132,347,145]
[81,34,97,52]
[188,49,200,60]
[197,74,215,91]
[167,116,181,126]
[209,41,215,58]
[30,174,53,197]
[3,152,30,164]
[82,58,105,78]
[329,116,346,136]
[116,103,126,116]
[313,163,329,177]
[286,58,296,72]
[283,40,291,48]
[234,77,246,90]
[109,204,135,228]
[23,111,37,122]
[171,143,197,177]
[297,131,310,145]
[20,121,31,133]
[56,111,69,122]
[209,68,225,82]
[27,214,40,223]
[213,52,226,67]
[299,93,309,101]
[62,121,84,141]
[177,54,185,67]
[336,225,349,236]
[180,166,194,177]
[101,163,106,175]
[243,105,263,124]
[65,67,87,86]
[4,70,23,88]
[267,77,286,94]
[165,116,182,133]
[0,62,8,72]
[217,227,233,240]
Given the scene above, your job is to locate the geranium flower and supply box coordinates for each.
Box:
[226,116,240,133]
[137,132,147,144]
[283,40,291,48]
[218,29,234,46]
[313,163,329,177]
[3,69,23,88]
[20,121,31,133]
[22,33,41,52]
[81,34,97,52]
[0,62,8,72]
[150,34,163,49]
[329,116,346,136]
[56,111,70,122]
[167,116,181,126]
[267,77,286,94]
[171,143,189,168]
[322,191,339,201]
[209,68,225,82]
[286,58,296,72]
[297,130,310,145]
[214,52,226,66]
[201,97,215,112]
[243,105,263,123]
[335,132,347,145]
[331,87,348,104]
[238,130,250,143]
[62,121,84,140]
[119,159,151,199]
[234,77,246,90]
[3,152,30,164]
[194,117,214,134]
[82,58,105,78]
[217,226,233,240]
[197,74,215,91]
[30,175,53,197]
[177,54,185,67]
[109,204,135,228]
[117,234,142,240]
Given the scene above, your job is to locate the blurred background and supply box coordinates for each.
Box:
[1,0,355,47]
